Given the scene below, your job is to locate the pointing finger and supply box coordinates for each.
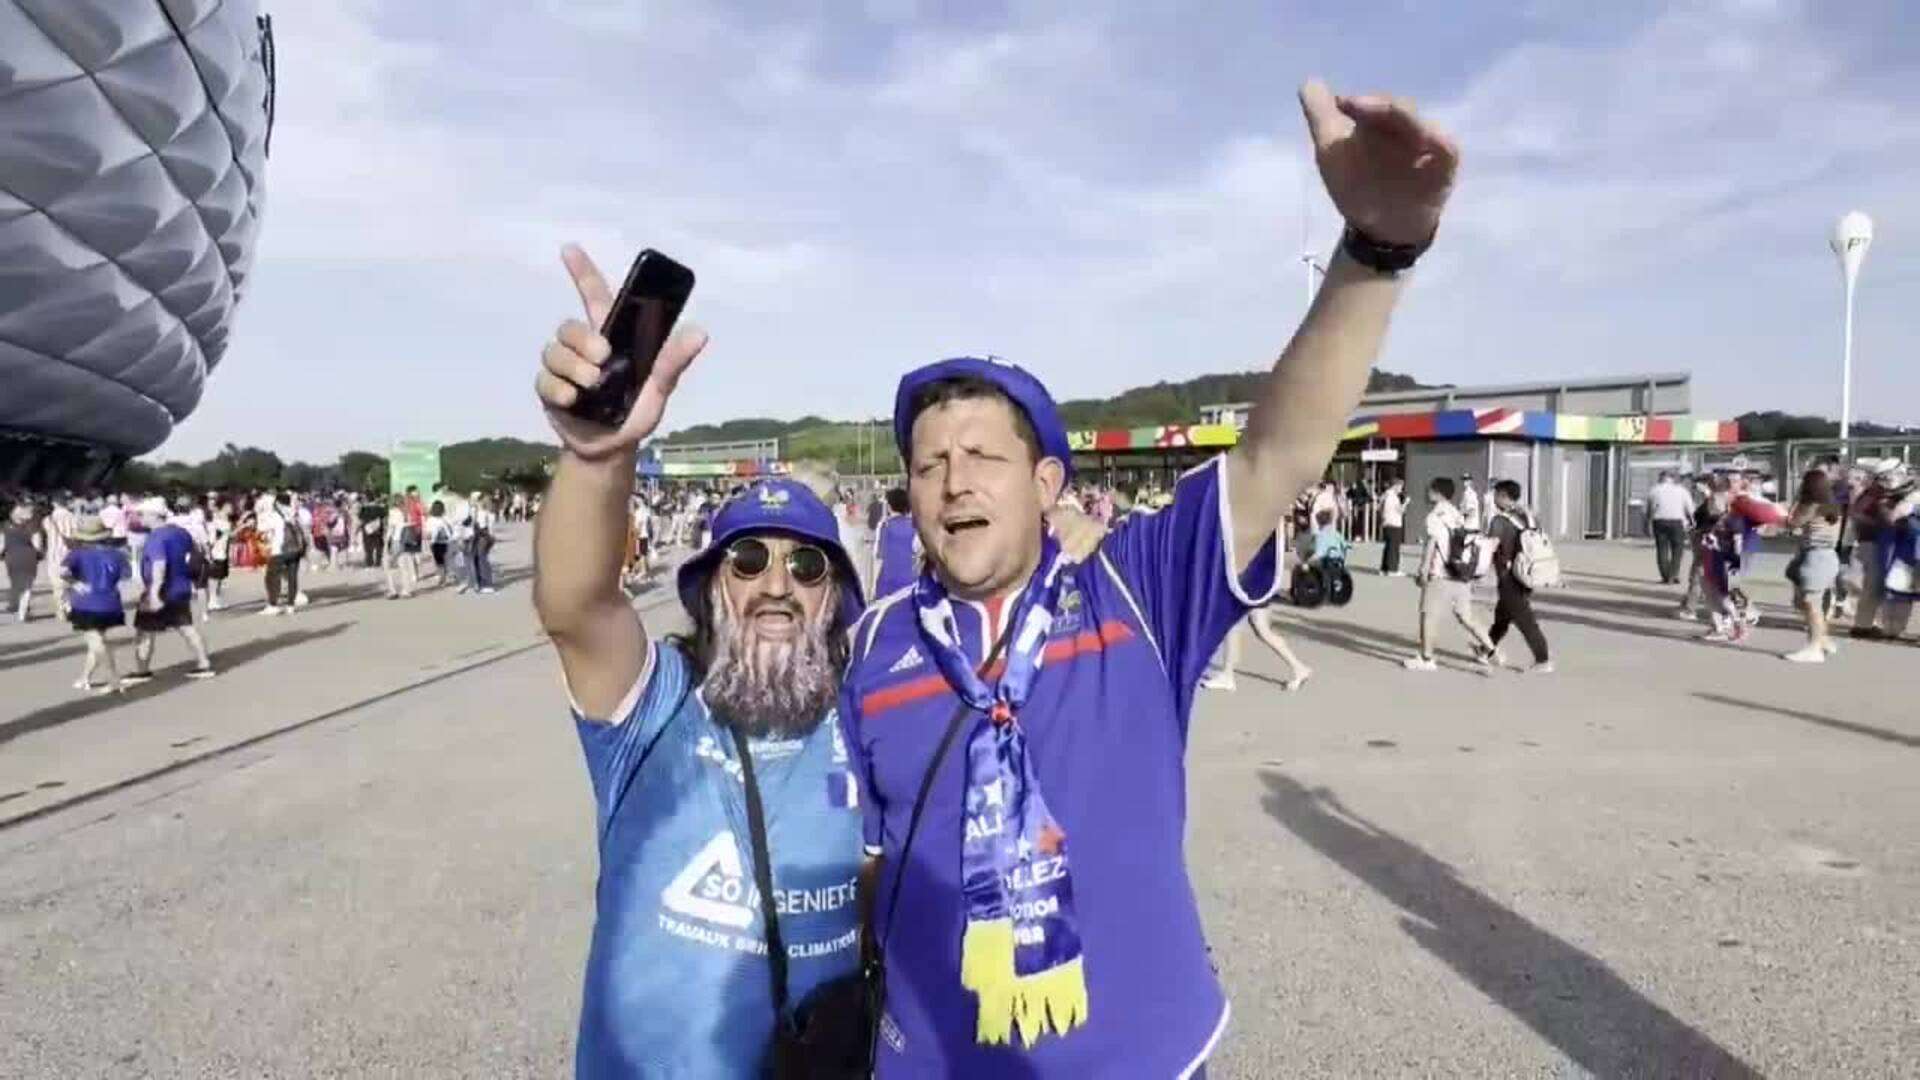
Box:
[1298,78,1345,153]
[560,244,614,328]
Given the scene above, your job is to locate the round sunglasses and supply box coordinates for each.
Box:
[724,537,832,586]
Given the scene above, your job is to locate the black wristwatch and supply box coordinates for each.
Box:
[1340,223,1433,276]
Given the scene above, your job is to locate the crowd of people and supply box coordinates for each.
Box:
[1650,458,1920,661]
[9,70,1913,1077]
[0,483,533,695]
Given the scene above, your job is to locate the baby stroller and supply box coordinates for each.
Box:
[1289,539,1355,609]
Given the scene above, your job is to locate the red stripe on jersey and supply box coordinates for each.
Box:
[860,619,1136,717]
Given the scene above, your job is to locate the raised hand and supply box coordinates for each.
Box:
[1047,504,1110,563]
[535,244,707,460]
[1298,79,1459,249]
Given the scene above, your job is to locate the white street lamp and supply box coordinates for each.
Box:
[1830,210,1874,449]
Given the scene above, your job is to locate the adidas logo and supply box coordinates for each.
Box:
[888,646,924,674]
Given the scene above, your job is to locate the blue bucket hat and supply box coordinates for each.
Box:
[676,478,865,628]
[892,356,1075,482]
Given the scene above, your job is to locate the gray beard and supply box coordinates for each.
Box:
[703,590,839,740]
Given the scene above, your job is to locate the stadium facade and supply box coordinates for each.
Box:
[0,0,275,489]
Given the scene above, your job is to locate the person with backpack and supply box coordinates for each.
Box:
[126,499,216,682]
[1404,476,1497,672]
[253,495,288,615]
[1485,480,1552,674]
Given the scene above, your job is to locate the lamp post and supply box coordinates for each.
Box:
[1830,210,1873,455]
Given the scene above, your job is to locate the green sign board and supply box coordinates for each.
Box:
[389,439,442,496]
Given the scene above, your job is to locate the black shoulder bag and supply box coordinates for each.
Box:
[735,722,875,1079]
[734,623,1012,1078]
[735,622,1012,1077]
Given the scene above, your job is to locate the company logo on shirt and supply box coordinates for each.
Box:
[887,646,924,674]
[660,832,756,929]
[657,832,863,959]
[1052,588,1084,636]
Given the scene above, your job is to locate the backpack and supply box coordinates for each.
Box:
[1886,515,1920,600]
[1443,523,1489,582]
[279,513,309,557]
[185,539,209,580]
[1507,510,1562,589]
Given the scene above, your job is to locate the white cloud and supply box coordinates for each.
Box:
[166,0,1920,461]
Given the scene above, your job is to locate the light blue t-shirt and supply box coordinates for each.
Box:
[1309,525,1348,563]
[573,643,864,1079]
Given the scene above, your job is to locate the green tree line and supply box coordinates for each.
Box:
[115,438,561,495]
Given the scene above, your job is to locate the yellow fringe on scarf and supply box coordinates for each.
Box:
[962,919,1089,1047]
[1012,958,1089,1047]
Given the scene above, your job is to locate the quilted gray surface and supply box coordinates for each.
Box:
[0,0,269,456]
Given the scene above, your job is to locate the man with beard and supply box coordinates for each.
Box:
[533,277,867,1076]
[835,81,1458,1074]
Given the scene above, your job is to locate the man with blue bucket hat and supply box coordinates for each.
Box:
[835,81,1461,1076]
[531,258,872,1075]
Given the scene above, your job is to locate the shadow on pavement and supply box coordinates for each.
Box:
[232,565,536,615]
[1531,588,1689,624]
[0,623,354,747]
[0,640,85,673]
[1560,575,1686,606]
[1258,771,1763,1079]
[1275,611,1483,671]
[1564,568,1674,590]
[1692,691,1920,750]
[1527,601,1699,643]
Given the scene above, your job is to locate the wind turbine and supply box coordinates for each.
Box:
[1300,167,1328,307]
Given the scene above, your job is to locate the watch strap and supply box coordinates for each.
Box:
[1340,223,1432,275]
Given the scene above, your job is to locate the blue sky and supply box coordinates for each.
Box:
[164,0,1920,461]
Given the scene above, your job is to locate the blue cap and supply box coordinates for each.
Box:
[892,356,1075,482]
[676,478,866,628]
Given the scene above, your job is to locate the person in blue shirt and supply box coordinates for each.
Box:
[59,513,130,695]
[532,259,874,1078]
[871,487,920,600]
[127,499,215,683]
[1308,508,1350,565]
[836,80,1459,1076]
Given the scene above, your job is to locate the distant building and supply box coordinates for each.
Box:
[1074,373,1737,541]
[654,437,781,466]
[1199,372,1693,432]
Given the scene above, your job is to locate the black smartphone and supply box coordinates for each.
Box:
[565,248,695,428]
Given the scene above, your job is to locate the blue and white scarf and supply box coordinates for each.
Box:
[913,538,1087,1048]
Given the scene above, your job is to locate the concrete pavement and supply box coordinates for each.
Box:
[1,531,1915,1077]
